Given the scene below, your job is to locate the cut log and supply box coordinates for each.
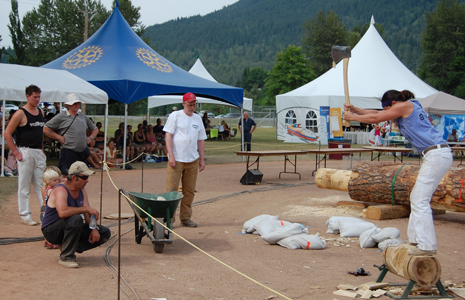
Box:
[366,205,446,220]
[383,244,441,287]
[315,161,465,212]
[336,201,370,208]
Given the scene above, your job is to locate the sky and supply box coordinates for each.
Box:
[0,0,239,48]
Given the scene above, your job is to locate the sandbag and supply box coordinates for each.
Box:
[243,214,279,233]
[278,234,326,250]
[359,227,381,248]
[254,220,292,236]
[326,216,367,234]
[261,223,306,244]
[372,227,401,243]
[378,238,404,250]
[339,220,375,237]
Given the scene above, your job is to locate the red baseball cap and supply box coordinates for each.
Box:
[183,92,197,102]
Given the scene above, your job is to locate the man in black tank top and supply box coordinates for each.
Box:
[4,84,46,226]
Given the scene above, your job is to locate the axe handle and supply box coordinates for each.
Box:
[343,57,350,128]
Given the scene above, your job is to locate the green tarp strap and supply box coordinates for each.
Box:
[391,164,410,206]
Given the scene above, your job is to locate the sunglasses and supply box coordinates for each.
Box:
[76,175,89,180]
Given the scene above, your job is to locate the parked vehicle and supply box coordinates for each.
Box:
[224,113,241,118]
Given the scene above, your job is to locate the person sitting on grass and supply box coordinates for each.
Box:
[105,139,122,168]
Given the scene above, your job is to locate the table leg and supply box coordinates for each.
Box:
[279,155,301,179]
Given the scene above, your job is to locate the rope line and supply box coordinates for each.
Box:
[102,161,293,300]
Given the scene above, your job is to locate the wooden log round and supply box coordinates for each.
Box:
[347,161,465,212]
[383,244,441,287]
[315,168,351,192]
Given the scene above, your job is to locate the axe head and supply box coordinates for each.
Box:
[331,45,351,65]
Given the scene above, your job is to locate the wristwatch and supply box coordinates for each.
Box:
[90,136,94,140]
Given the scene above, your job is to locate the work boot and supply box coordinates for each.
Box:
[407,246,436,256]
[58,259,79,268]
[181,219,197,228]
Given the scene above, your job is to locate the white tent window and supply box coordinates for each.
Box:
[285,110,297,125]
[305,110,318,133]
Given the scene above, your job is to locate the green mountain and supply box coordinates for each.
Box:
[144,0,440,86]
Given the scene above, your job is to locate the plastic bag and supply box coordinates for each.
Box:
[278,234,326,250]
[254,220,292,236]
[359,227,381,248]
[326,216,367,234]
[372,227,401,243]
[260,223,305,244]
[339,220,375,237]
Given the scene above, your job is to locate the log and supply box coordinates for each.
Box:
[336,200,370,208]
[315,161,465,212]
[366,205,446,220]
[383,244,441,287]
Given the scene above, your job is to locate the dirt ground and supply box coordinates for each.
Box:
[1,158,464,300]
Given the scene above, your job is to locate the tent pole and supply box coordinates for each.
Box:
[1,99,5,177]
[99,103,109,224]
[122,105,128,170]
[241,107,245,162]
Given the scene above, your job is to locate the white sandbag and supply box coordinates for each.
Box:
[359,227,381,248]
[243,214,279,233]
[254,220,292,236]
[261,223,305,244]
[326,216,367,234]
[378,238,404,250]
[278,234,326,250]
[339,220,375,237]
[372,227,401,243]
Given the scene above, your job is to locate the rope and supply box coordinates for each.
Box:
[102,161,293,300]
[391,164,409,206]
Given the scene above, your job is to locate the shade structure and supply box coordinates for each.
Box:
[148,58,252,111]
[419,92,465,115]
[0,63,108,104]
[42,5,243,108]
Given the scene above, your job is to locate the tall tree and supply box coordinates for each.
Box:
[7,0,26,64]
[301,10,348,76]
[263,45,316,106]
[419,0,465,95]
[237,67,268,91]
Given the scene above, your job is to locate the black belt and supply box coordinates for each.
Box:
[421,144,450,156]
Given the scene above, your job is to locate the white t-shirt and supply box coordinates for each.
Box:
[163,110,207,163]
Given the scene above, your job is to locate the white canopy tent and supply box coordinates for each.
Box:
[419,91,465,115]
[1,63,108,177]
[148,58,253,112]
[275,16,438,141]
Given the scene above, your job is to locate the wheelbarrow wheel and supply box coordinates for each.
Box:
[153,243,164,253]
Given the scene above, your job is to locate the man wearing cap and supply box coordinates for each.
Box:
[4,84,46,225]
[164,92,207,227]
[41,161,111,268]
[43,93,98,175]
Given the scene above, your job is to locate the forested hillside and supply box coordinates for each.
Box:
[144,0,440,86]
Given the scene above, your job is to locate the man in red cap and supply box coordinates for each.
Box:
[163,93,207,227]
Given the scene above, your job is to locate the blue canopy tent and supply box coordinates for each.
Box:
[42,1,244,164]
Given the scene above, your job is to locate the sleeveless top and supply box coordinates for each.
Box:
[41,183,84,228]
[16,108,44,148]
[396,100,446,152]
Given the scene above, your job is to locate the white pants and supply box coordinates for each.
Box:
[408,147,452,251]
[17,148,46,218]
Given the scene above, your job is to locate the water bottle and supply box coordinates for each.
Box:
[116,159,119,168]
[89,215,97,229]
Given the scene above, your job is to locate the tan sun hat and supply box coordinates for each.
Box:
[68,161,95,176]
[64,93,82,106]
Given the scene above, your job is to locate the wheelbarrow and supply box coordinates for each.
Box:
[125,191,183,253]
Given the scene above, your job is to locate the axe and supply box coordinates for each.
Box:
[331,45,352,128]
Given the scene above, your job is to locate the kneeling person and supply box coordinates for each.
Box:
[41,161,110,268]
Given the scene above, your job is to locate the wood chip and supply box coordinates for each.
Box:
[360,289,373,299]
[337,284,358,291]
[358,282,389,291]
[333,290,358,298]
